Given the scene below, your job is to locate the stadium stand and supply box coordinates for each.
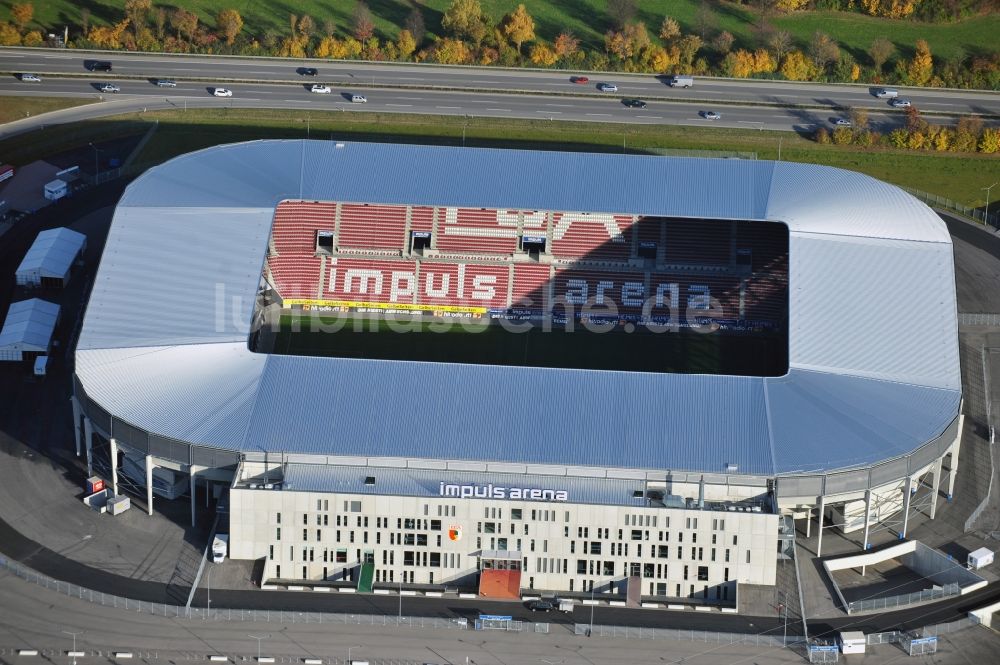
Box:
[663,218,732,265]
[436,207,519,255]
[511,264,553,311]
[337,203,408,252]
[550,212,634,261]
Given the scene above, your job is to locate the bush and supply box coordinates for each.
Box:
[815,127,831,144]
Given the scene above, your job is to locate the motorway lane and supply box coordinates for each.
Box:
[1,46,998,116]
[0,76,952,136]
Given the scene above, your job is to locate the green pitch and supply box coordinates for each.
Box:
[268,312,787,376]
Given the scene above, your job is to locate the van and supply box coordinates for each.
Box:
[875,88,898,98]
[350,94,367,103]
[670,75,694,88]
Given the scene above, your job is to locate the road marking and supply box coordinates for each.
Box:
[536,110,561,114]
[385,104,412,107]
[586,113,612,117]
[487,108,511,112]
[546,103,573,107]
[397,96,423,100]
[636,115,662,119]
[436,105,461,109]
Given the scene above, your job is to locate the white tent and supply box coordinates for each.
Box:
[15,227,87,287]
[0,299,60,361]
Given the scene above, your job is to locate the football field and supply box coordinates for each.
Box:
[269,312,787,376]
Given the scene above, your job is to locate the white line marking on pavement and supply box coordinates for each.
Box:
[636,115,662,119]
[436,106,461,109]
[587,113,612,117]
[386,104,413,107]
[487,108,511,112]
[536,110,561,114]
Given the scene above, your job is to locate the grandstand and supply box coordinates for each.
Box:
[72,141,962,598]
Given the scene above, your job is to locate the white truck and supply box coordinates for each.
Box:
[212,534,229,563]
[669,75,694,88]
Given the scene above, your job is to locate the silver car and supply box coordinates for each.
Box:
[99,83,120,93]
[155,79,177,87]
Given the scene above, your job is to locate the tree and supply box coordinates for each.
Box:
[353,2,375,41]
[81,7,91,38]
[298,15,316,39]
[676,35,703,68]
[10,2,32,32]
[907,39,933,86]
[390,29,413,60]
[831,127,853,145]
[808,31,839,73]
[694,2,717,40]
[849,107,869,130]
[279,35,307,58]
[659,17,680,42]
[868,37,894,75]
[980,128,1000,154]
[767,29,792,63]
[153,7,166,40]
[625,22,651,54]
[433,37,472,65]
[722,50,756,78]
[713,31,734,55]
[503,5,535,55]
[216,9,243,46]
[753,48,775,74]
[124,0,151,40]
[0,22,20,45]
[170,9,198,42]
[780,50,814,81]
[605,30,632,60]
[776,0,808,10]
[405,8,425,46]
[442,0,489,46]
[904,105,927,134]
[323,20,336,38]
[88,19,131,49]
[553,32,580,60]
[530,43,557,66]
[607,0,637,29]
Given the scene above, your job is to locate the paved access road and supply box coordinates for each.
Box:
[2,47,998,117]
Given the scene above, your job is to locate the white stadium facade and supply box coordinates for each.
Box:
[71,140,961,603]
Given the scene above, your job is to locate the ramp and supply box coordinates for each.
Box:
[626,575,641,607]
[357,562,374,593]
[478,569,521,599]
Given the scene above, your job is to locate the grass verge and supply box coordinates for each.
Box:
[0,95,94,125]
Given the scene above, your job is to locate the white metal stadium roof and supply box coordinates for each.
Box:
[74,140,960,476]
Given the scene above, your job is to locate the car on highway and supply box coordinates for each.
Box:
[155,79,177,87]
[87,60,113,72]
[570,76,589,84]
[99,83,120,93]
[623,99,647,109]
[20,73,41,82]
[213,88,233,97]
[833,118,852,127]
[526,599,556,612]
[350,94,367,103]
[299,67,319,76]
[890,98,912,108]
[597,82,618,93]
[310,84,331,94]
[700,110,721,120]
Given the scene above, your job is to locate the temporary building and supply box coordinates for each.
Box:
[0,299,60,362]
[15,227,87,287]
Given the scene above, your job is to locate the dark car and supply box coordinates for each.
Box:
[527,599,556,612]
[623,99,647,109]
[299,67,319,76]
[88,60,113,72]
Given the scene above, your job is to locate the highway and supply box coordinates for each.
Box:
[0,47,997,138]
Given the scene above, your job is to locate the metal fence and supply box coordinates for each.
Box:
[573,623,806,647]
[846,583,961,614]
[0,554,466,630]
[959,313,1000,327]
[644,147,757,160]
[903,187,999,230]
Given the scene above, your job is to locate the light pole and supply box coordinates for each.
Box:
[207,567,213,614]
[88,143,100,183]
[777,590,788,647]
[347,645,361,665]
[62,630,82,665]
[398,577,402,619]
[588,580,595,636]
[983,181,999,226]
[248,633,269,661]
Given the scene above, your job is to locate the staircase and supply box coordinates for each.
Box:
[357,561,375,593]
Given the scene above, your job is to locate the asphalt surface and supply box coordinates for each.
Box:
[0,47,996,141]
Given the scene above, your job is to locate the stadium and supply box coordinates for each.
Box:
[71,140,961,603]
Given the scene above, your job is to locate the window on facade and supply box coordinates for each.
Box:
[350,501,361,512]
[746,551,751,564]
[276,528,281,541]
[683,565,689,580]
[404,551,415,566]
[276,513,281,524]
[404,518,416,530]
[497,538,507,550]
[302,529,308,541]
[484,523,496,534]
[631,530,642,541]
[697,566,709,581]
[404,534,415,546]
[589,542,601,555]
[644,563,654,578]
[269,545,273,560]
[577,560,587,574]
[725,549,731,562]
[336,549,347,563]
[657,545,670,559]
[430,519,441,531]
[603,561,615,576]
[317,530,321,541]
[430,552,441,567]
[417,534,428,546]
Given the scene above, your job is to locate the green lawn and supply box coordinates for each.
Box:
[0,95,93,125]
[5,1,994,63]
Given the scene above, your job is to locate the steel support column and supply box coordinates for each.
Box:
[861,489,873,576]
[83,417,93,477]
[900,476,912,539]
[145,455,154,516]
[947,432,961,499]
[109,437,119,495]
[930,458,942,519]
[70,397,81,457]
[816,496,826,557]
[189,464,201,527]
